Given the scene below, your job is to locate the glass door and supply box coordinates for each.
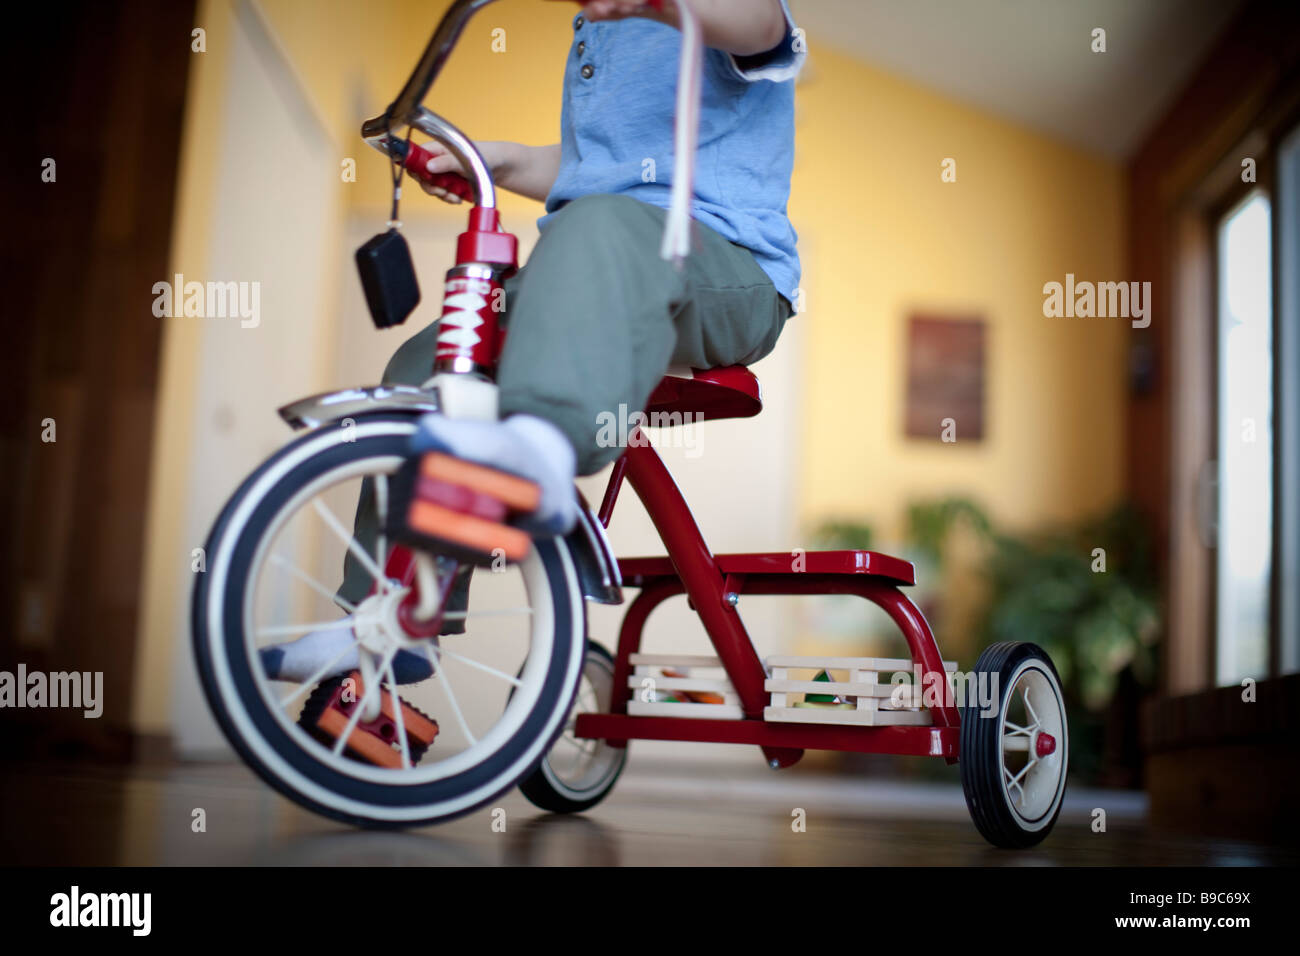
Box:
[1214,191,1273,685]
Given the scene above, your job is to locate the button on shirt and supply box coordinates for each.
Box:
[539,1,806,303]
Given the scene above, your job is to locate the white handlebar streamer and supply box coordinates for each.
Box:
[661,0,702,264]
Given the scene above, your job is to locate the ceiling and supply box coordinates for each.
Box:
[790,0,1246,159]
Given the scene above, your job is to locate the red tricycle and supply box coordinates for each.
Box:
[192,0,1068,849]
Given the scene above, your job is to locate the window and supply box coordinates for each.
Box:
[1278,125,1300,676]
[1214,191,1273,685]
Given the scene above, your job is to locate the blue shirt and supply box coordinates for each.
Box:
[538,2,805,303]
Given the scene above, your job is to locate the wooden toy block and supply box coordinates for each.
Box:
[625,654,742,719]
[761,655,955,727]
[630,674,736,694]
[804,669,838,703]
[663,667,726,704]
[763,677,919,700]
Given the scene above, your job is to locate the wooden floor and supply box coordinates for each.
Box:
[4,756,1295,867]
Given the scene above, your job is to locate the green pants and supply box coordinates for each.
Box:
[342,193,791,607]
[383,192,791,474]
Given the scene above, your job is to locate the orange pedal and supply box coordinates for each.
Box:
[419,452,541,513]
[408,499,532,562]
[315,708,404,768]
[299,672,440,767]
[358,672,440,746]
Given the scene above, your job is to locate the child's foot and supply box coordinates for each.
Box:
[409,413,579,535]
[259,621,435,685]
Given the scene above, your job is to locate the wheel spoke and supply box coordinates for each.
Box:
[440,607,533,621]
[424,644,476,747]
[436,646,524,688]
[1003,761,1035,805]
[1003,719,1033,736]
[258,620,352,639]
[270,553,356,613]
[1005,757,1037,797]
[332,646,397,757]
[1022,686,1041,726]
[569,736,592,775]
[312,498,387,590]
[374,474,390,590]
[554,732,596,778]
[357,643,382,722]
[384,659,412,770]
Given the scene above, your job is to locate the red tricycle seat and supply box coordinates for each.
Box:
[645,366,761,422]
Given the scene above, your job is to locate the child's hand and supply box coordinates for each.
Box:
[410,140,517,204]
[410,140,468,204]
[407,140,558,204]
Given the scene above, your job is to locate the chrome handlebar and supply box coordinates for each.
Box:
[362,0,501,208]
[390,0,497,125]
[361,105,497,209]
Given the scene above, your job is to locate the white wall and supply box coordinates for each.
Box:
[168,7,346,753]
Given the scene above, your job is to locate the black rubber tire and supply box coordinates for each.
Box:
[192,413,585,828]
[518,641,627,813]
[960,641,1068,849]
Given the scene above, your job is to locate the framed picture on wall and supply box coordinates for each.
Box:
[904,314,986,441]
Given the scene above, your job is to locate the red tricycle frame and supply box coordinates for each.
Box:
[574,419,961,767]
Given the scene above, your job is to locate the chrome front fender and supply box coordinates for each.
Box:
[278,384,440,431]
[570,502,623,606]
[276,385,623,606]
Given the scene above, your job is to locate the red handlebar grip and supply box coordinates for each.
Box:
[402,140,475,202]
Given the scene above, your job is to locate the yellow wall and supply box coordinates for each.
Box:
[134,0,595,741]
[790,49,1126,541]
[257,0,571,222]
[134,0,233,736]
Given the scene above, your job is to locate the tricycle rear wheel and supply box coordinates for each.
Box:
[518,641,627,813]
[960,642,1069,848]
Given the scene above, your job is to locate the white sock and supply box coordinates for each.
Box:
[260,621,434,684]
[260,621,358,683]
[411,412,579,535]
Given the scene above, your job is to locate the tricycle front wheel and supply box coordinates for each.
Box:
[191,413,586,827]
